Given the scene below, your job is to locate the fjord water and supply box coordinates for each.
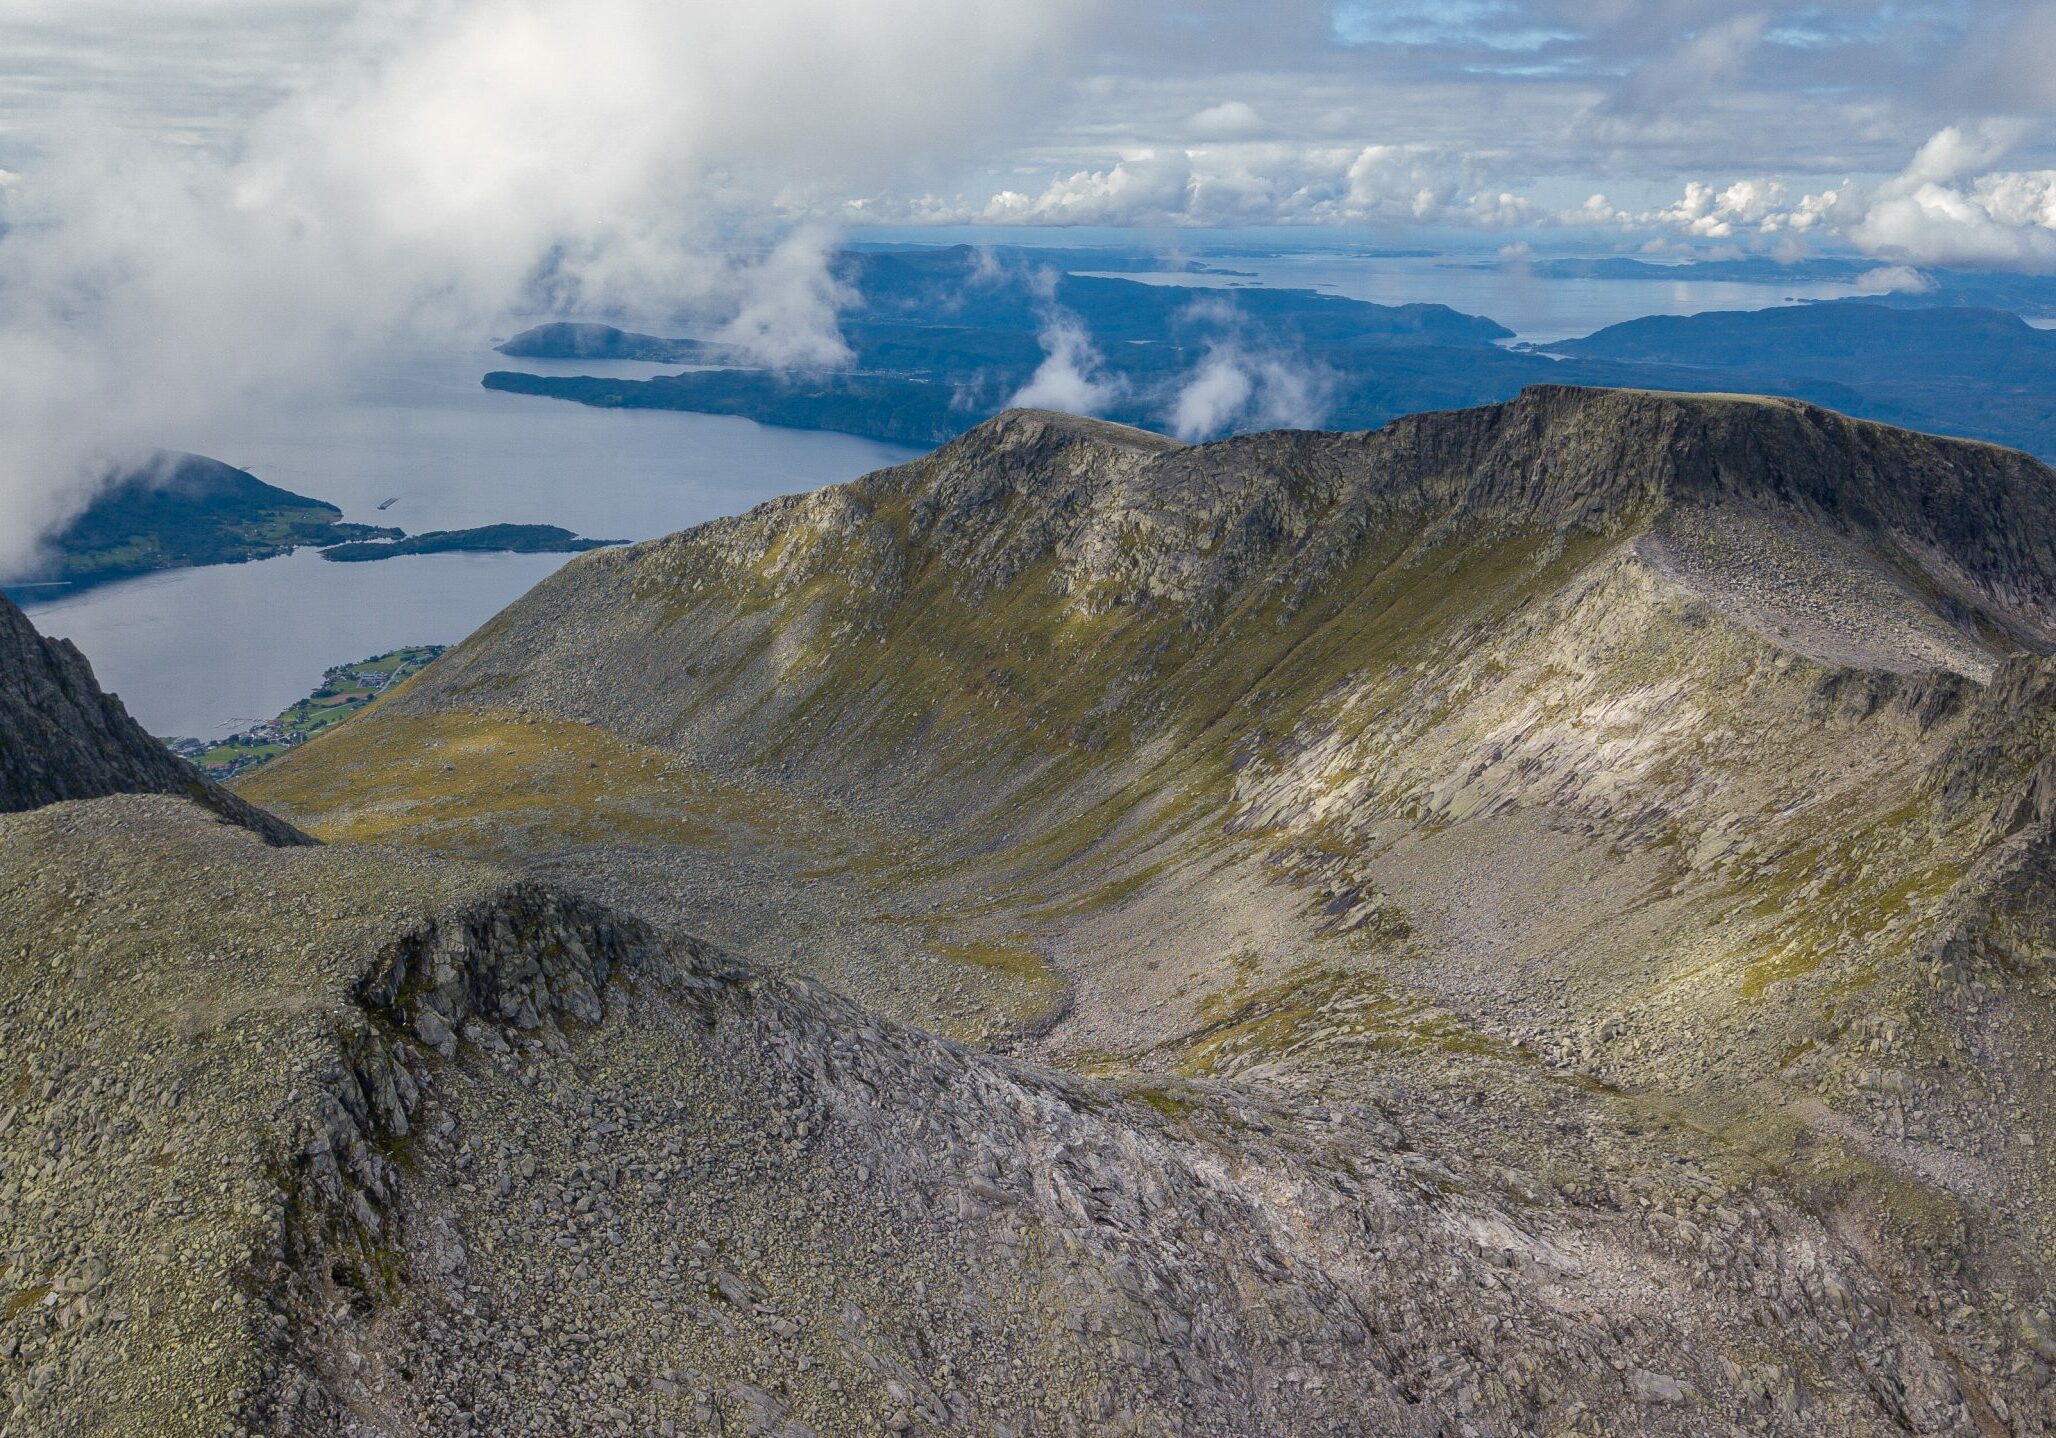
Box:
[20,344,917,738]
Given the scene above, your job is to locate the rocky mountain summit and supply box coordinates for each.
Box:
[9,386,2056,1435]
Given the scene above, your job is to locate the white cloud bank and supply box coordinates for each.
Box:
[1596,122,2056,272]
[940,142,1537,229]
[1009,313,1125,416]
[870,121,2056,281]
[0,0,1101,573]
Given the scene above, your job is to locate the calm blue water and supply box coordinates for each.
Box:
[22,344,918,738]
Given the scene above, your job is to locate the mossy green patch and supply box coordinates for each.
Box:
[2,1284,49,1321]
[239,708,786,854]
[1174,964,1515,1077]
[925,935,1066,1032]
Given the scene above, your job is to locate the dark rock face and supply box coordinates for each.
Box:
[0,592,310,845]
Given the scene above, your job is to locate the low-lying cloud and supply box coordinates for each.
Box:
[0,0,1101,574]
[1009,312,1126,417]
[1168,341,1332,441]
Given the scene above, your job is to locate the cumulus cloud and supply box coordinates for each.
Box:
[0,0,1101,573]
[981,152,1194,226]
[972,142,1534,229]
[1008,312,1125,416]
[1168,341,1331,441]
[1641,178,1791,239]
[1598,122,2056,273]
[1844,124,2056,271]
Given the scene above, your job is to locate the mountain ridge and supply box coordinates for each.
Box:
[393,387,2056,777]
[27,383,2056,1434]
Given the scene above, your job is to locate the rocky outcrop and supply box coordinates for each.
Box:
[697,390,2056,642]
[0,591,309,844]
[2,795,2039,1437]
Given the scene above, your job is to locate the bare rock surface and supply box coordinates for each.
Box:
[1,794,2044,1436]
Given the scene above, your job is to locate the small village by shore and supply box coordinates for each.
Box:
[165,645,444,779]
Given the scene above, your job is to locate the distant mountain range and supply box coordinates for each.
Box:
[1512,254,2056,314]
[1548,303,2056,458]
[486,245,2056,460]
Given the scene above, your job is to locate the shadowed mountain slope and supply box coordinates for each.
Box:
[0,591,309,845]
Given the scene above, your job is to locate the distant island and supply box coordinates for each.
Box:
[495,321,729,364]
[4,453,398,595]
[319,524,624,562]
[2,452,626,597]
[484,368,968,446]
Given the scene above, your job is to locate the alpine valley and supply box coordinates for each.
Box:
[6,386,2056,1438]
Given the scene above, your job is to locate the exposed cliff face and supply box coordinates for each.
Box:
[0,592,309,845]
